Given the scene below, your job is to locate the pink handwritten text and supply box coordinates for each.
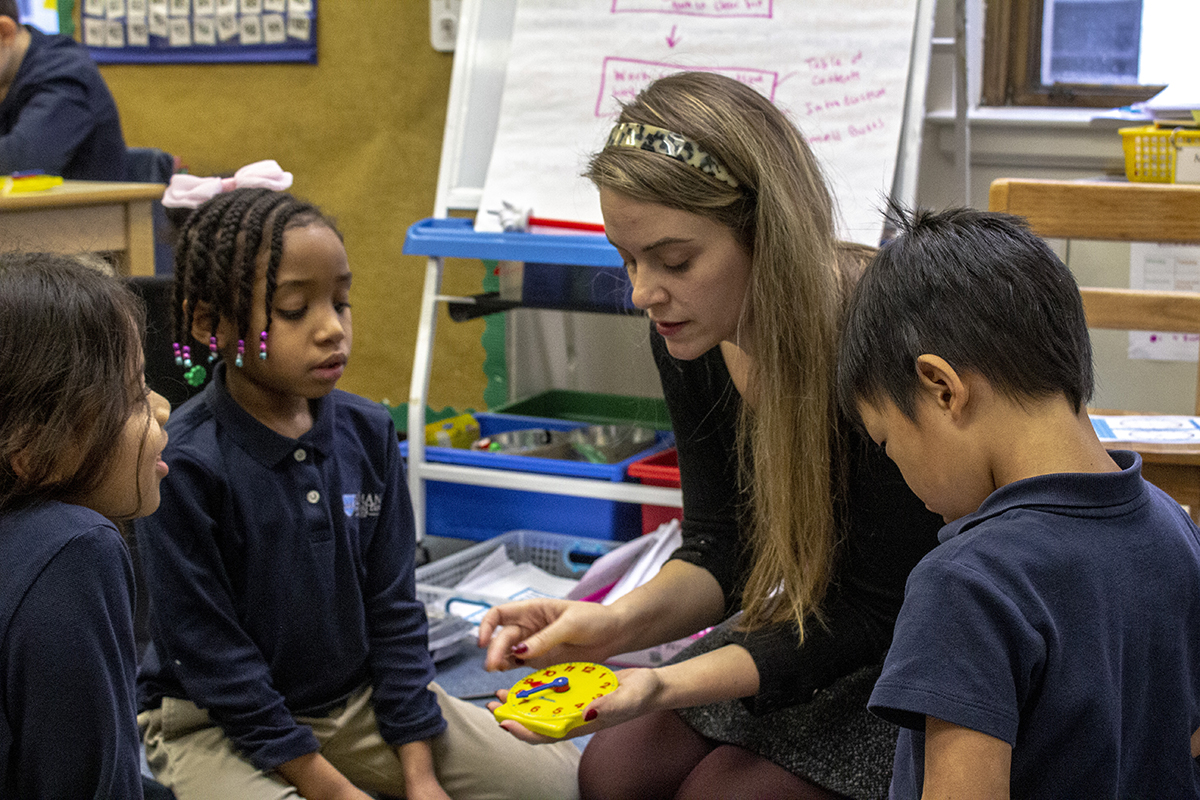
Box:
[847,118,885,137]
[611,0,772,18]
[597,57,778,117]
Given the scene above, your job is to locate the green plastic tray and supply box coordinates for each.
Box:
[493,390,671,431]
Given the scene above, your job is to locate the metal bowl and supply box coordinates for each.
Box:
[567,425,657,464]
[470,428,573,459]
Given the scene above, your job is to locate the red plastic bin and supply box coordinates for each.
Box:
[627,447,682,534]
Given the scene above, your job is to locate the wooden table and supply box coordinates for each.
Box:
[1095,420,1200,522]
[988,178,1200,243]
[0,180,165,276]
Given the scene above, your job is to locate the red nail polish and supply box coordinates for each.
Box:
[512,643,529,655]
[584,709,598,722]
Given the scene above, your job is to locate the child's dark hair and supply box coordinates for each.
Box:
[836,201,1094,420]
[0,252,147,511]
[171,188,340,363]
[0,1,18,21]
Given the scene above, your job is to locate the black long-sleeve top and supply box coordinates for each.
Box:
[653,330,943,714]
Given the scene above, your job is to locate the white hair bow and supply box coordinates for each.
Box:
[161,160,294,209]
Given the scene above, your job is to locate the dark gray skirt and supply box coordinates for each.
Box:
[670,618,897,800]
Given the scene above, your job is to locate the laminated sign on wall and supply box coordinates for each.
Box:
[1129,241,1200,362]
[83,0,317,64]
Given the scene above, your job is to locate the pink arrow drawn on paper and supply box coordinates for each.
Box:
[666,25,680,47]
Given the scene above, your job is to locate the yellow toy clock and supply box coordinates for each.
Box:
[493,662,618,737]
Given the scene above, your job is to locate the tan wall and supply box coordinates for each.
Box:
[100,2,489,414]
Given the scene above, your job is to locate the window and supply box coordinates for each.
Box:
[982,0,1187,107]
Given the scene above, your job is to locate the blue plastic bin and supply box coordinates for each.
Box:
[401,412,673,542]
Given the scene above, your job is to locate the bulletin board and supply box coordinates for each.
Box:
[82,0,317,64]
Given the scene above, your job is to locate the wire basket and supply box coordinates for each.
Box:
[1120,124,1200,183]
[414,530,619,616]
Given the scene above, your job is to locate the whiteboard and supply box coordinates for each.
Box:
[429,0,938,402]
[434,0,936,241]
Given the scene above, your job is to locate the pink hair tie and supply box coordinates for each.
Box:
[162,159,294,209]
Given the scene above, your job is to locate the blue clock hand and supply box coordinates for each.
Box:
[516,677,570,698]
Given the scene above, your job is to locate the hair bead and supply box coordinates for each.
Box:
[184,364,207,387]
[259,330,268,360]
[208,335,218,362]
[182,345,193,369]
[172,342,183,366]
[235,338,245,368]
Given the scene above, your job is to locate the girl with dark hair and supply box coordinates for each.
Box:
[136,172,580,800]
[0,252,170,798]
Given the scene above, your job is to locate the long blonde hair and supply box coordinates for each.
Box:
[586,72,859,638]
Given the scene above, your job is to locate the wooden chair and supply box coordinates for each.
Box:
[989,178,1200,518]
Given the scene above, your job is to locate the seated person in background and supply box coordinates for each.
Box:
[836,202,1200,798]
[0,0,126,180]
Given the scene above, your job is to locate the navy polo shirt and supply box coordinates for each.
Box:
[871,452,1200,797]
[137,364,443,771]
[1,501,143,798]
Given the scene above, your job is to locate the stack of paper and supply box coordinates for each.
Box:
[1094,84,1200,128]
[1091,415,1200,444]
[446,547,581,627]
[1142,83,1200,125]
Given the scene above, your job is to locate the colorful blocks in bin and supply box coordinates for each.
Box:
[401,412,674,542]
[424,412,480,449]
[627,447,682,534]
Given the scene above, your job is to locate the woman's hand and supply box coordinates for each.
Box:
[487,667,665,743]
[478,561,727,673]
[487,644,761,745]
[478,598,625,671]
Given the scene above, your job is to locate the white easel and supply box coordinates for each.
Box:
[405,0,938,541]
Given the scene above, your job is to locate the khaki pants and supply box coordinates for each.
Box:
[138,682,580,800]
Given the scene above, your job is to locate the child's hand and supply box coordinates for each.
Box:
[404,780,453,800]
[327,788,374,800]
[396,739,451,800]
[276,751,373,800]
[488,667,663,743]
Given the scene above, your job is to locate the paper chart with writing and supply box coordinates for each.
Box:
[476,0,921,246]
[1128,242,1200,362]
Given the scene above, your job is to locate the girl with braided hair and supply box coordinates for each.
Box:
[135,174,581,800]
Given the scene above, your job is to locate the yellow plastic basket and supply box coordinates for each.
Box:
[1120,124,1200,183]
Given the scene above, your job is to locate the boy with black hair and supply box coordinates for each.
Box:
[837,203,1200,797]
[0,0,127,180]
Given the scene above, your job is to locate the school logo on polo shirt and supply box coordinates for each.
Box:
[343,492,383,518]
